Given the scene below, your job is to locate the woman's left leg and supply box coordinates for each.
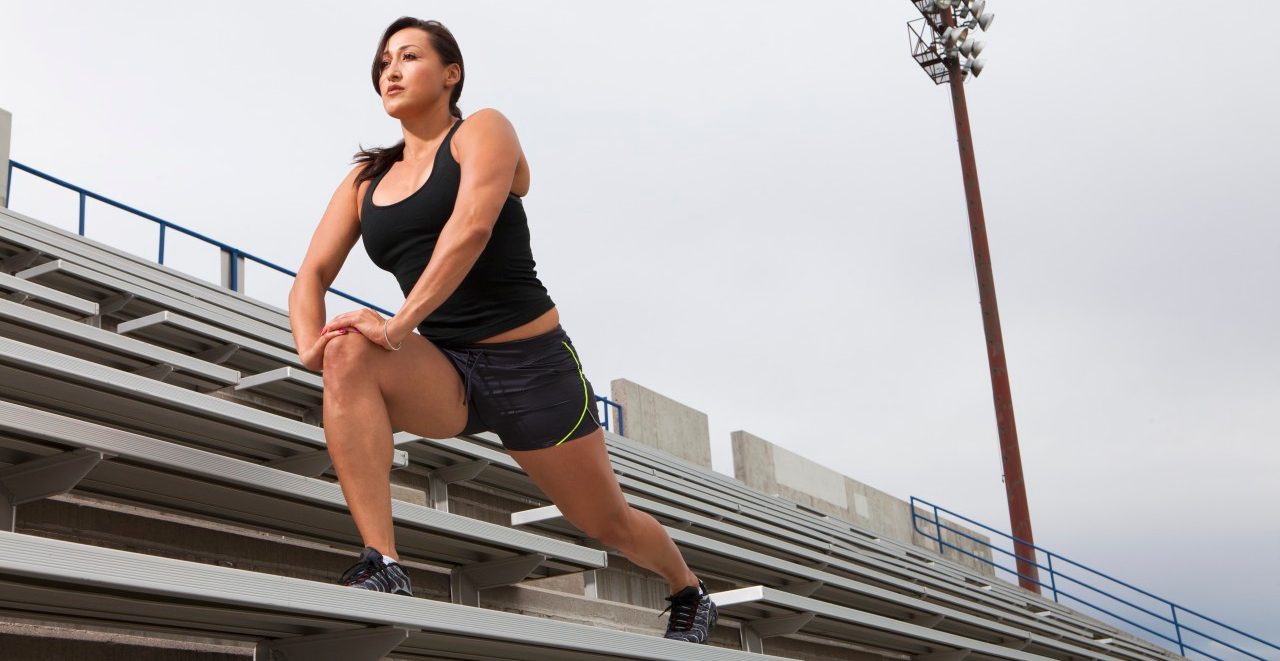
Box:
[507,428,699,594]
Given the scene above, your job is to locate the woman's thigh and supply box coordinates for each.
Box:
[323,332,468,439]
[507,429,629,541]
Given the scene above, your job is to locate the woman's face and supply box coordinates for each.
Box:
[378,28,457,118]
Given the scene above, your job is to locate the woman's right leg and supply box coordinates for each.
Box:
[321,331,470,560]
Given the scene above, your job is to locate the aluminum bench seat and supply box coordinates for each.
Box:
[710,585,1111,660]
[236,366,323,406]
[2,208,292,335]
[0,297,240,390]
[607,437,1151,649]
[0,400,604,604]
[12,257,294,349]
[596,436,1113,625]
[414,432,1136,655]
[116,309,308,375]
[510,497,1137,661]
[0,270,99,317]
[0,335,405,476]
[483,431,1065,627]
[0,531,788,661]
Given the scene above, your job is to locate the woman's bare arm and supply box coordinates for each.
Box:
[288,165,364,364]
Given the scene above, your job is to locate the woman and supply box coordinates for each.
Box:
[287,17,716,643]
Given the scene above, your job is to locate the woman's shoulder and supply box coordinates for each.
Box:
[463,107,512,124]
[454,109,521,162]
[458,108,518,139]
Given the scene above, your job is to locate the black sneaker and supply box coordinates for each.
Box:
[338,547,412,596]
[660,579,717,643]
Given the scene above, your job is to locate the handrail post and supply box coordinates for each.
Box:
[78,192,86,236]
[932,504,945,557]
[1047,553,1059,603]
[221,248,245,293]
[0,107,11,208]
[158,223,166,264]
[1171,605,1185,656]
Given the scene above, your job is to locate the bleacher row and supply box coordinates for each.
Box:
[0,205,1182,660]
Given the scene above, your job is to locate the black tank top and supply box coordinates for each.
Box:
[359,119,555,347]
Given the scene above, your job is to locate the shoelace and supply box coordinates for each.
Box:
[660,591,700,632]
[340,559,384,586]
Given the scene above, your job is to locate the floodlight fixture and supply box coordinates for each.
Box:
[960,37,986,58]
[963,58,987,78]
[976,11,995,31]
[942,26,969,48]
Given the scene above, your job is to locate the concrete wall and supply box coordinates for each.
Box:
[732,431,996,577]
[1,107,11,208]
[609,378,712,469]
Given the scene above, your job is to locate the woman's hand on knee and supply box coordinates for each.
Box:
[320,308,403,351]
[298,326,355,372]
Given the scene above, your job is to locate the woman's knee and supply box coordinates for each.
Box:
[322,334,376,382]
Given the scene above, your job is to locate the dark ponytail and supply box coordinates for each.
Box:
[352,17,465,187]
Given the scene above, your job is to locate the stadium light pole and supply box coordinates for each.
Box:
[905,1,1042,594]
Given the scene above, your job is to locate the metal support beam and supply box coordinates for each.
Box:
[0,449,104,531]
[1000,637,1032,650]
[739,611,814,654]
[263,450,332,478]
[427,459,489,512]
[450,553,545,606]
[263,448,407,478]
[582,569,598,599]
[0,249,41,274]
[97,292,134,315]
[131,363,175,382]
[915,613,946,628]
[193,342,241,364]
[86,292,134,328]
[916,649,971,661]
[254,626,410,661]
[777,579,824,597]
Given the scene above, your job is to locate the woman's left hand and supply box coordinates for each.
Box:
[320,309,405,350]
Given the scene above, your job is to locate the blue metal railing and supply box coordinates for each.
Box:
[910,496,1278,660]
[8,161,385,311]
[5,160,624,433]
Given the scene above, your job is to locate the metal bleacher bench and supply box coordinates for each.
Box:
[0,531,791,661]
[0,334,403,477]
[1,208,293,334]
[0,270,99,318]
[0,399,604,607]
[511,503,1125,660]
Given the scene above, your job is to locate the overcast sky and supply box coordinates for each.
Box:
[3,0,1276,650]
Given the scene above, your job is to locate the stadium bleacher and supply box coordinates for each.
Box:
[0,203,1185,659]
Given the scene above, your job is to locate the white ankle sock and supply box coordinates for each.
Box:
[382,556,398,565]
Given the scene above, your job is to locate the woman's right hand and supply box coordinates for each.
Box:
[298,326,358,372]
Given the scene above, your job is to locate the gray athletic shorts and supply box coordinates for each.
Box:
[437,324,602,451]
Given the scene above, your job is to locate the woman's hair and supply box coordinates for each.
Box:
[352,17,465,187]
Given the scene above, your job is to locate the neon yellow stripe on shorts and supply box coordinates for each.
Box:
[554,340,590,446]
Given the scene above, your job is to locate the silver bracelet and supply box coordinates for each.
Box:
[382,318,403,351]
